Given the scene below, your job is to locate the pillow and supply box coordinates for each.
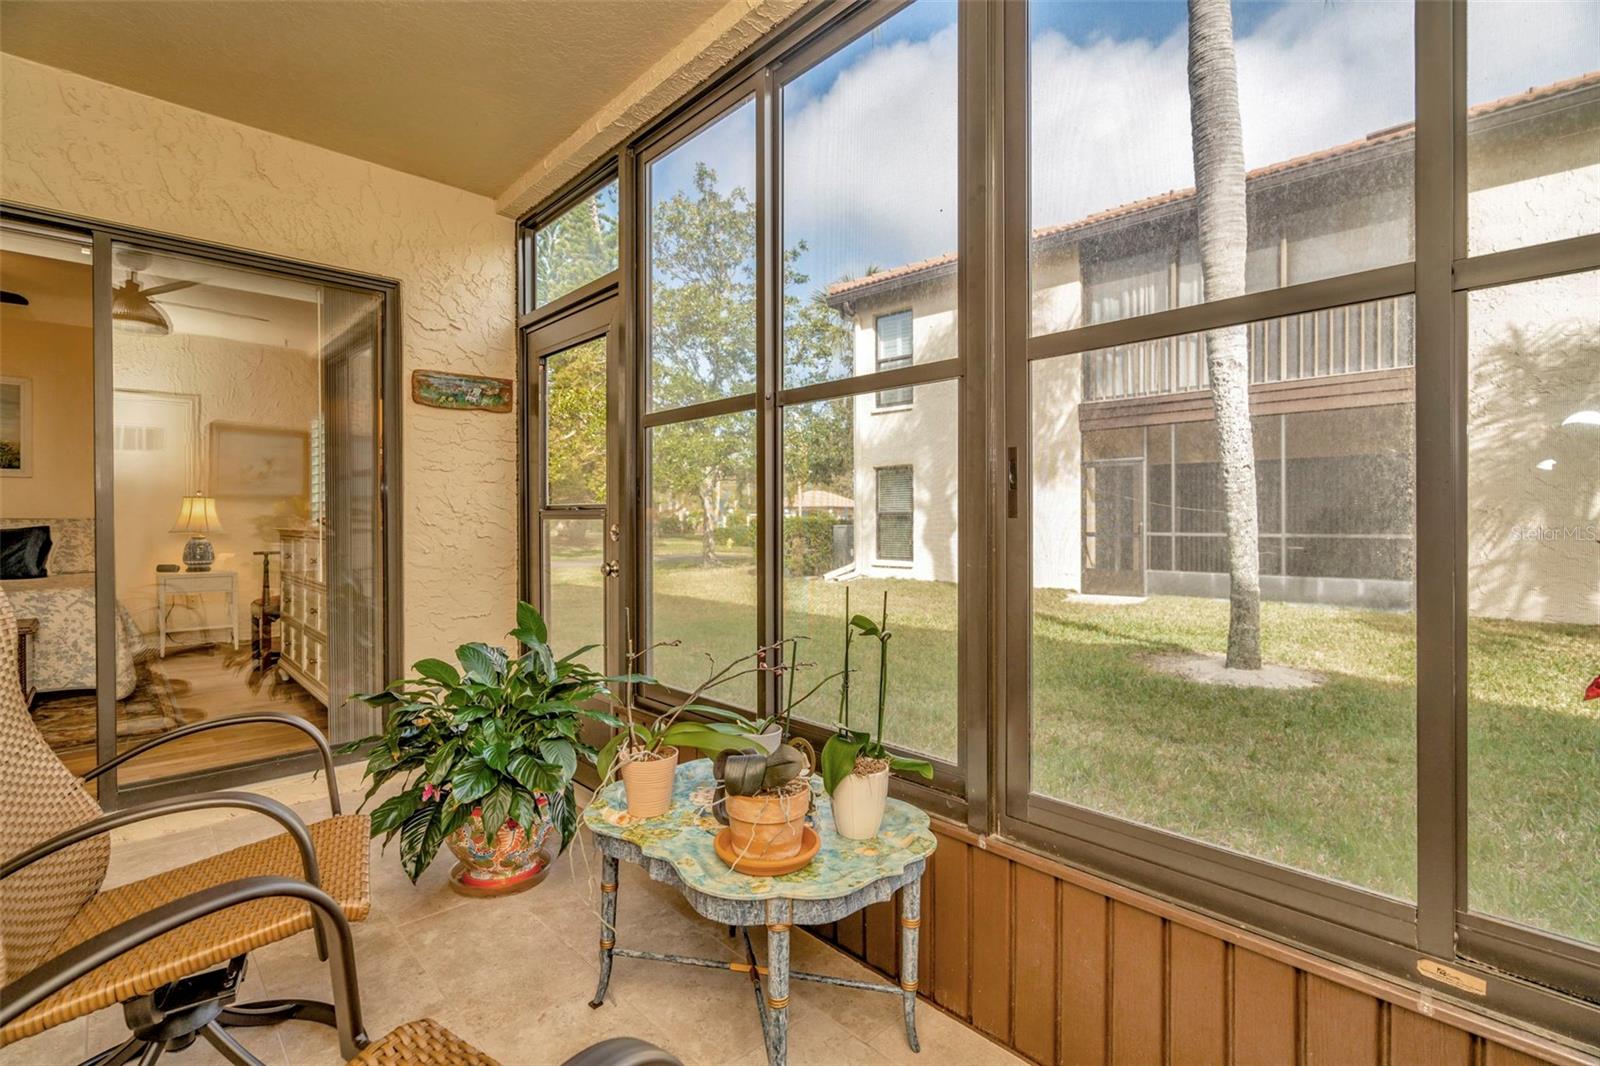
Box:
[0,525,52,579]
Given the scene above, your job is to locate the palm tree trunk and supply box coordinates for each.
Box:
[1189,0,1261,669]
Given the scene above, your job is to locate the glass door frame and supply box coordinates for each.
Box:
[0,201,403,810]
[520,294,624,674]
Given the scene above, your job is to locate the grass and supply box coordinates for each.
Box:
[551,540,1599,942]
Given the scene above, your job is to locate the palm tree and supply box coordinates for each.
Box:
[1188,0,1262,669]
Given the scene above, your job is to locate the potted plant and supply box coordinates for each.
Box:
[594,637,770,819]
[710,638,839,863]
[820,590,934,840]
[345,602,619,891]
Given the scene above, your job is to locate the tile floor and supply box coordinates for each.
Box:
[1,767,1022,1066]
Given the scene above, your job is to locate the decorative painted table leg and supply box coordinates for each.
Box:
[763,922,791,1066]
[899,878,922,1052]
[589,853,619,1008]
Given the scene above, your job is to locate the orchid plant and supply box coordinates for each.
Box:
[819,588,935,795]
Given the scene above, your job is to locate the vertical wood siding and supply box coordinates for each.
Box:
[811,821,1583,1066]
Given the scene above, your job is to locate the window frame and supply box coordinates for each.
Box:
[873,309,916,409]
[873,463,916,563]
[514,0,1600,1044]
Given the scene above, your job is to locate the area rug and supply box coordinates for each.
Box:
[29,654,184,752]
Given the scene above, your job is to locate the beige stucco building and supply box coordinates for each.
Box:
[829,73,1599,625]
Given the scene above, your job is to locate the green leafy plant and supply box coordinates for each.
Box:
[820,588,936,794]
[344,602,621,883]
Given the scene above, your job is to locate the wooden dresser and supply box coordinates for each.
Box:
[278,527,328,706]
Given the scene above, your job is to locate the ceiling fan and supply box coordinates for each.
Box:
[113,251,267,335]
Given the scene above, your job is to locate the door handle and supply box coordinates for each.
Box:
[600,561,619,578]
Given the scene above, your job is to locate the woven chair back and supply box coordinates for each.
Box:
[0,589,110,983]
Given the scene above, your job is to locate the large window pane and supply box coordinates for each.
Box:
[647,101,757,410]
[1030,299,1417,898]
[1466,1,1600,255]
[780,381,959,762]
[646,410,756,704]
[1467,271,1600,943]
[1029,1,1414,337]
[545,518,605,672]
[534,180,619,308]
[109,242,385,781]
[0,224,99,772]
[781,0,958,389]
[544,337,606,506]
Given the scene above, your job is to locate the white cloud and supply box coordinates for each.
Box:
[778,0,1598,284]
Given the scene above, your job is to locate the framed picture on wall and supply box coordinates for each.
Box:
[0,376,32,477]
[207,420,309,498]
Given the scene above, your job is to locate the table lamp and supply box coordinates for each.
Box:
[171,493,222,572]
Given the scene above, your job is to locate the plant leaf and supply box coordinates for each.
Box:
[516,601,549,645]
[413,658,461,687]
[849,614,880,636]
[888,754,935,780]
[820,732,867,794]
[398,804,439,884]
[369,789,422,836]
[481,786,512,839]
[596,732,626,781]
[538,737,579,781]
[456,643,504,686]
[448,756,497,805]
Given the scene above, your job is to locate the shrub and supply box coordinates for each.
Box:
[784,513,840,576]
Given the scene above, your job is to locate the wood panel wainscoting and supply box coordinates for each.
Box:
[809,817,1594,1066]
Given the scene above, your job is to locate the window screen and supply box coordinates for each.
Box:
[875,311,914,408]
[876,465,914,561]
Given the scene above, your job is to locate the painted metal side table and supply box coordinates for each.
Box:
[583,759,936,1066]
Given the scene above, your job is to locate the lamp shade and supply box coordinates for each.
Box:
[171,493,222,535]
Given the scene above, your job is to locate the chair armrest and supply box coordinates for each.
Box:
[0,791,320,891]
[0,874,369,1061]
[81,713,343,814]
[560,1037,684,1066]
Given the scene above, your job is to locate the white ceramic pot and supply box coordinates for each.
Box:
[830,767,890,840]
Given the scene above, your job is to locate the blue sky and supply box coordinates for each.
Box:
[648,0,1597,298]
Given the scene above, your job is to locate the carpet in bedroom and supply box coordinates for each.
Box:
[29,654,182,751]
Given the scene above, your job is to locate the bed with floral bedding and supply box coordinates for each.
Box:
[1,518,144,699]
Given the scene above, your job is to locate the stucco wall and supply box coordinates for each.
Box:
[1,55,517,665]
[111,331,321,637]
[0,317,94,518]
[849,279,959,582]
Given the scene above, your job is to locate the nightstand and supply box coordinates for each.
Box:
[17,615,37,708]
[157,569,239,658]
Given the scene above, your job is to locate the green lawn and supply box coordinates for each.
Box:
[551,544,1599,942]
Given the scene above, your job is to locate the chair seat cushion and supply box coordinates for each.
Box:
[1,814,370,1045]
[348,1018,502,1065]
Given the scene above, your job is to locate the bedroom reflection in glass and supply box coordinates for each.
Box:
[0,222,100,766]
[109,242,386,783]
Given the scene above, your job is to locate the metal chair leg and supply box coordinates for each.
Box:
[199,1021,267,1066]
[80,1036,143,1066]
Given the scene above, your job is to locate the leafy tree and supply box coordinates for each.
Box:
[544,340,607,505]
[534,185,618,307]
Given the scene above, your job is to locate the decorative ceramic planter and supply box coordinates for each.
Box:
[620,746,679,818]
[830,766,890,840]
[446,809,557,895]
[724,785,812,861]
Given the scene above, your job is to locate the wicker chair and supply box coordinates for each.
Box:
[2,874,684,1066]
[0,589,371,1064]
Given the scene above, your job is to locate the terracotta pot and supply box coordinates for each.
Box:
[446,809,557,894]
[831,767,890,840]
[620,746,679,818]
[725,786,812,860]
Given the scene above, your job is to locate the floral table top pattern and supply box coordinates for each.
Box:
[584,758,935,902]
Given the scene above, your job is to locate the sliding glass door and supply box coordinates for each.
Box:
[1,206,397,802]
[108,241,387,782]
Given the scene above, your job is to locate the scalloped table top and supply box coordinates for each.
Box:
[584,758,935,902]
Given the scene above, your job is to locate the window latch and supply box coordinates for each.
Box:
[1007,447,1019,519]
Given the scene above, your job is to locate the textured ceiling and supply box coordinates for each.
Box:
[0,0,731,197]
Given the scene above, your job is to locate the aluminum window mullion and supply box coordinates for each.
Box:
[756,66,779,719]
[777,357,963,407]
[1412,0,1466,962]
[1027,263,1416,363]
[1452,231,1600,292]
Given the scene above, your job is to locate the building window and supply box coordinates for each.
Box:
[875,310,914,408]
[875,465,914,562]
